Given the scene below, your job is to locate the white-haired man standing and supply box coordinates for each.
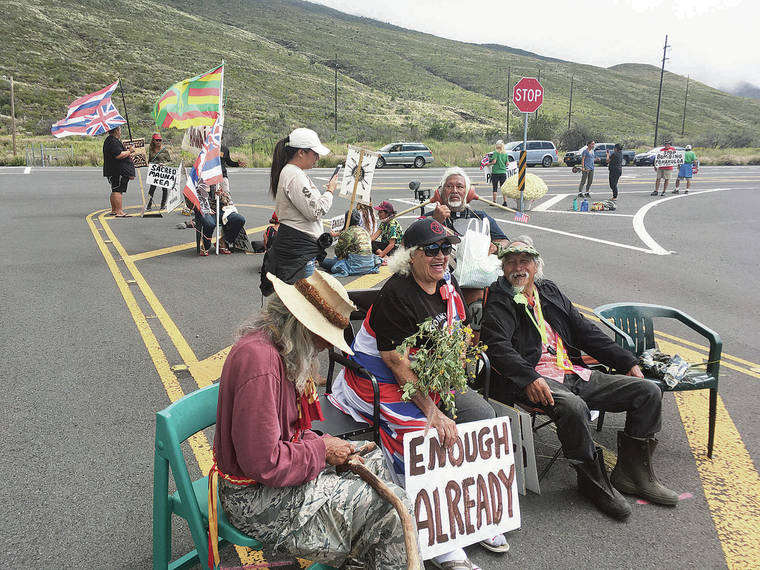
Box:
[480,237,678,520]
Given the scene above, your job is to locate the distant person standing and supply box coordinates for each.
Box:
[606,143,624,200]
[220,142,246,195]
[146,132,171,211]
[578,140,595,198]
[674,144,697,194]
[651,140,675,196]
[488,139,510,205]
[102,125,135,217]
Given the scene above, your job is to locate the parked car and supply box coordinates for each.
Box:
[375,142,433,168]
[504,140,558,167]
[564,143,636,167]
[634,146,686,166]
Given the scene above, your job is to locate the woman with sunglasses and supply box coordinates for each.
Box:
[330,218,509,569]
[146,132,171,211]
[261,128,339,294]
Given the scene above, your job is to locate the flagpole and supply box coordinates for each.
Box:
[117,78,133,141]
[216,61,225,255]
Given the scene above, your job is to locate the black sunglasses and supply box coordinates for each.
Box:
[422,242,453,257]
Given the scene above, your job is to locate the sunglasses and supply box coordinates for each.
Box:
[422,242,453,257]
[154,138,162,142]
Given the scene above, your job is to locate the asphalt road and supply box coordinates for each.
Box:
[1,163,758,569]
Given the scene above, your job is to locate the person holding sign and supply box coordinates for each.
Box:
[261,128,339,294]
[102,125,135,217]
[212,270,415,569]
[487,140,510,204]
[674,144,697,194]
[146,133,171,211]
[480,237,678,520]
[331,219,510,567]
[651,140,676,196]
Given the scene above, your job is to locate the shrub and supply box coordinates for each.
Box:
[510,113,561,143]
[557,124,606,151]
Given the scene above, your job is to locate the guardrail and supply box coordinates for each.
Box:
[25,144,74,167]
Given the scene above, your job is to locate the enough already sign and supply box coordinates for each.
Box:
[404,418,521,559]
[146,163,179,189]
[655,149,685,168]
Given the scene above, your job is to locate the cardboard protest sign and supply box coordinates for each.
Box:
[404,418,521,559]
[330,214,346,233]
[164,162,183,213]
[339,145,379,206]
[124,138,147,168]
[655,149,685,168]
[146,163,179,189]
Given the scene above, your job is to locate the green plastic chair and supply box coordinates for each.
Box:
[153,383,335,570]
[593,302,721,458]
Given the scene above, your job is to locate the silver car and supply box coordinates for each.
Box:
[505,140,559,167]
[376,142,434,168]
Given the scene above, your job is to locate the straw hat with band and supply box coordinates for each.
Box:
[267,270,356,355]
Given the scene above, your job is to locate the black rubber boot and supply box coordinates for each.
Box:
[146,198,153,211]
[611,431,679,506]
[573,447,632,520]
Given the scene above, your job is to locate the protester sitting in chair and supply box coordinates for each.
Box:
[479,236,678,520]
[330,218,510,568]
[211,182,247,252]
[213,270,416,569]
[320,210,381,277]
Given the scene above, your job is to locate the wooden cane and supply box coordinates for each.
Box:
[387,196,436,221]
[341,442,422,570]
[473,195,519,214]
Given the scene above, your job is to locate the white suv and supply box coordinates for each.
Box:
[505,140,559,167]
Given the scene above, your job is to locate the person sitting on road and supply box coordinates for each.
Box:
[211,182,247,252]
[330,218,511,567]
[479,236,679,520]
[371,200,403,259]
[320,210,381,277]
[212,270,416,569]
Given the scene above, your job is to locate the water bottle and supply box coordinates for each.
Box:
[581,198,589,212]
[572,197,579,211]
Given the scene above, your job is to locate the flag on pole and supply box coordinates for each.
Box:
[513,211,530,223]
[50,81,126,138]
[183,115,224,211]
[153,64,224,129]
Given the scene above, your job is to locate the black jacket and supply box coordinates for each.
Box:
[480,276,637,403]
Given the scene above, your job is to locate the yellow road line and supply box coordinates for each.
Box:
[131,224,268,262]
[99,212,199,365]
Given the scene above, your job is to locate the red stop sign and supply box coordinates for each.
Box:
[513,77,544,113]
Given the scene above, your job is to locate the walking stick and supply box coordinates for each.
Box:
[341,442,422,570]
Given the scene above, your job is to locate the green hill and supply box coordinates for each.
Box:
[2,0,759,148]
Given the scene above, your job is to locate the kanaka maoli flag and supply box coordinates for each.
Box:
[51,81,126,138]
[183,115,224,211]
[153,64,223,129]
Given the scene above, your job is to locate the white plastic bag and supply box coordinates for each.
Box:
[452,218,502,288]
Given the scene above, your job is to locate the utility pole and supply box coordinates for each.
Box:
[653,34,670,147]
[568,74,574,130]
[506,66,511,140]
[2,75,16,157]
[681,75,690,136]
[334,53,338,135]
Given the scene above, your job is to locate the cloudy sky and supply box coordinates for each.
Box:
[310,0,758,91]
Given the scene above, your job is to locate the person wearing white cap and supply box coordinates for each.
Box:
[674,144,697,194]
[487,139,510,204]
[212,270,417,569]
[262,128,340,294]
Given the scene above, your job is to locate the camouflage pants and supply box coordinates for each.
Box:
[220,447,416,569]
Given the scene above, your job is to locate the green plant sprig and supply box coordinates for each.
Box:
[396,318,486,415]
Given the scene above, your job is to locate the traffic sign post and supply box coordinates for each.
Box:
[513,78,544,212]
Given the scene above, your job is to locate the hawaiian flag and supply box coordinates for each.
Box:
[153,64,223,129]
[183,115,224,211]
[50,81,126,138]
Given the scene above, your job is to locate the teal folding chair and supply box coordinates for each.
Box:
[593,302,721,458]
[153,383,335,569]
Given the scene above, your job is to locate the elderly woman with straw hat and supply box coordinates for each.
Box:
[212,270,415,569]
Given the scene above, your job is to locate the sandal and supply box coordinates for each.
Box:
[199,249,209,257]
[480,534,510,553]
[431,559,481,570]
[219,247,232,255]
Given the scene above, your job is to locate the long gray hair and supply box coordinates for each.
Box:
[238,295,316,394]
[386,245,420,277]
[504,234,545,283]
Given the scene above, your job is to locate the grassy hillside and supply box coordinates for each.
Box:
[1,0,759,151]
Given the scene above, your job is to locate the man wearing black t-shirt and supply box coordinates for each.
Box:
[102,126,135,216]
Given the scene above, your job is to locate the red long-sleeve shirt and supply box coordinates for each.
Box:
[213,331,327,487]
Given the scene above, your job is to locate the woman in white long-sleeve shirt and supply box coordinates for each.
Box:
[263,128,339,291]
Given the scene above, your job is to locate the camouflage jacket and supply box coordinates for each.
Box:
[335,226,372,258]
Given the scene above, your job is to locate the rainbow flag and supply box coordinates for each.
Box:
[152,64,223,129]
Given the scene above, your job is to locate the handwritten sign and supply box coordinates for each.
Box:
[339,145,379,206]
[654,149,685,168]
[146,163,179,189]
[404,418,521,559]
[124,138,147,168]
[330,214,346,233]
[164,162,183,213]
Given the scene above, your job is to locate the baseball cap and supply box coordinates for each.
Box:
[287,128,330,156]
[403,218,460,248]
[685,144,692,150]
[497,241,540,259]
[151,133,162,140]
[374,200,396,214]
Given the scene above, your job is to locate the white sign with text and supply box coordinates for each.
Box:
[146,163,179,189]
[655,149,685,168]
[403,417,521,559]
[164,162,183,213]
